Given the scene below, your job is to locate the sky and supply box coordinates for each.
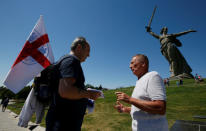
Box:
[0,0,206,90]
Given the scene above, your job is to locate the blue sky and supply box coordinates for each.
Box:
[0,0,205,89]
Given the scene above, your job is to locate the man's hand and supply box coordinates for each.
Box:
[115,92,131,104]
[59,77,101,100]
[114,101,124,113]
[114,101,131,113]
[87,90,101,100]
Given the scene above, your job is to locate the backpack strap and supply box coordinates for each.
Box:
[51,55,73,106]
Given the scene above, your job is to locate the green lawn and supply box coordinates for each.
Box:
[7,79,206,131]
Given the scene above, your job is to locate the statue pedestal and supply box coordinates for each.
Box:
[169,73,194,80]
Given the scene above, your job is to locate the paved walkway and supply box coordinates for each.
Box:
[0,100,45,131]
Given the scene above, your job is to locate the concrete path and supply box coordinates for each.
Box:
[0,100,45,131]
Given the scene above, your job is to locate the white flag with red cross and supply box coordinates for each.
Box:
[4,15,54,93]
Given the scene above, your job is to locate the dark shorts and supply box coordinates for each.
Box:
[46,108,84,131]
[46,119,82,131]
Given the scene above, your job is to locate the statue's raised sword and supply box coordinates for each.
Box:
[145,6,157,32]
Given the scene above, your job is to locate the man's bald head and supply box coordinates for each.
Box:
[132,54,149,68]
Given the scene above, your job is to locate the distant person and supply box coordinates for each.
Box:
[164,78,167,86]
[114,54,168,131]
[0,96,6,106]
[176,81,179,87]
[198,75,204,82]
[2,97,9,112]
[166,78,170,86]
[179,79,183,85]
[46,37,101,131]
[164,78,170,87]
[194,73,199,83]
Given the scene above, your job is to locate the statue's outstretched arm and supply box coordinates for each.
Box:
[148,31,160,39]
[146,27,160,39]
[173,29,197,37]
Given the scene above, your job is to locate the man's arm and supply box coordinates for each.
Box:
[115,92,166,115]
[130,98,166,115]
[58,77,100,100]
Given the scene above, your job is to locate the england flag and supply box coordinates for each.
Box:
[4,15,54,93]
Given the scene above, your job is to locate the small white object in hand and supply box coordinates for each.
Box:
[87,88,104,98]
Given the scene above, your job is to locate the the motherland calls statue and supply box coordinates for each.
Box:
[145,6,196,78]
[146,27,196,78]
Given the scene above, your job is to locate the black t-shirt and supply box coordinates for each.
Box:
[47,55,88,125]
[59,55,85,89]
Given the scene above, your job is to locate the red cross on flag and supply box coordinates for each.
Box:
[4,15,54,93]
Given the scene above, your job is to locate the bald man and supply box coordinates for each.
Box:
[115,54,168,131]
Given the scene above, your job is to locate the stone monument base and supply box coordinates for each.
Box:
[169,73,194,80]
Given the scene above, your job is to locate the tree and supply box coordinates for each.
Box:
[85,84,95,89]
[98,85,103,90]
[0,86,15,99]
[15,86,32,99]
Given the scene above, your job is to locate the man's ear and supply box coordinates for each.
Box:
[76,44,82,52]
[141,62,146,67]
[142,63,148,70]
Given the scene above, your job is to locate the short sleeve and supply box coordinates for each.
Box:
[147,73,166,101]
[59,57,79,79]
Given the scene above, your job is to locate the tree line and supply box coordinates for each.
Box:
[0,84,107,99]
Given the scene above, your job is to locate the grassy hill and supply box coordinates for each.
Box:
[7,79,206,131]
